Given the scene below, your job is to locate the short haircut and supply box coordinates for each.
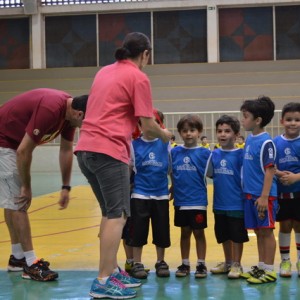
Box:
[200,136,207,141]
[115,32,152,61]
[216,115,240,134]
[281,102,300,118]
[240,95,275,127]
[177,114,203,133]
[71,95,89,114]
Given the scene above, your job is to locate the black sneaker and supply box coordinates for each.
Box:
[175,264,190,277]
[155,260,170,277]
[22,259,58,281]
[195,263,207,278]
[7,255,26,272]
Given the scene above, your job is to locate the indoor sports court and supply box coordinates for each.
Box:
[1,171,300,300]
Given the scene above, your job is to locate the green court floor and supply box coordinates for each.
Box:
[1,270,300,300]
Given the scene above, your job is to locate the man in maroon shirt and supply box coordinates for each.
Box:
[0,88,88,281]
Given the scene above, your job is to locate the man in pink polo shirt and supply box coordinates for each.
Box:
[75,32,172,299]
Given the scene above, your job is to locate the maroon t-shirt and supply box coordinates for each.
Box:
[0,88,75,150]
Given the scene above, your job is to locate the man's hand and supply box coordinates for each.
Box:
[15,187,32,212]
[58,189,70,209]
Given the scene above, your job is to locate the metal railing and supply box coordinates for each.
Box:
[46,110,283,146]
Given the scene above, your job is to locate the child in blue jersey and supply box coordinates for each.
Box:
[126,110,171,279]
[239,96,278,284]
[273,102,300,278]
[207,115,249,279]
[170,114,211,279]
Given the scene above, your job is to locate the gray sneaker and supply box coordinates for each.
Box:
[130,263,148,279]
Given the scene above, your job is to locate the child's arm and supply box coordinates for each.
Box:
[169,173,174,201]
[279,171,300,186]
[255,165,275,215]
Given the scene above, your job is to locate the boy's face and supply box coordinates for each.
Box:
[281,111,300,139]
[237,137,244,144]
[201,137,208,144]
[179,124,200,148]
[241,110,260,132]
[216,123,237,150]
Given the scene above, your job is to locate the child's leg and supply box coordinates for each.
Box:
[232,242,243,264]
[260,228,276,268]
[155,246,165,262]
[223,240,233,264]
[255,229,265,268]
[193,228,206,261]
[180,226,193,260]
[279,220,293,261]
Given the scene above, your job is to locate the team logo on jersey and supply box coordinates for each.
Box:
[284,148,291,156]
[149,152,155,160]
[33,129,40,136]
[268,147,274,159]
[220,159,227,167]
[183,156,190,164]
[244,145,253,160]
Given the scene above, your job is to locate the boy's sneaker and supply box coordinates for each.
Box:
[130,263,148,279]
[240,266,260,279]
[22,259,58,281]
[155,260,170,277]
[195,263,207,278]
[247,269,277,284]
[210,262,230,274]
[279,259,292,278]
[175,264,190,277]
[7,255,26,272]
[114,268,142,288]
[296,261,300,277]
[125,261,150,274]
[89,276,136,299]
[228,262,243,279]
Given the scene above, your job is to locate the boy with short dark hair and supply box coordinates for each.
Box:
[170,114,211,279]
[239,95,278,284]
[207,115,249,279]
[273,102,300,277]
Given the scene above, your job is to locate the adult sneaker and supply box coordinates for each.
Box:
[22,259,58,281]
[114,268,142,288]
[228,262,243,279]
[89,276,136,299]
[240,266,260,279]
[155,260,170,277]
[195,263,207,278]
[247,269,277,284]
[279,260,292,278]
[175,264,190,277]
[210,262,230,274]
[7,255,26,272]
[130,263,148,279]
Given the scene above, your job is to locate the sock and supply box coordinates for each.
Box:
[126,258,134,264]
[279,232,291,261]
[295,233,300,261]
[24,250,37,266]
[182,259,190,266]
[258,262,265,269]
[11,243,24,259]
[97,276,109,284]
[113,267,119,273]
[264,264,274,272]
[197,259,205,266]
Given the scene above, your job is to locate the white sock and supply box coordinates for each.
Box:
[197,259,205,266]
[258,262,265,269]
[182,259,190,266]
[11,243,24,259]
[264,264,274,272]
[98,276,109,284]
[279,232,291,261]
[24,250,37,266]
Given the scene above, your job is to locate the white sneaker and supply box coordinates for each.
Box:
[210,262,230,274]
[228,262,243,279]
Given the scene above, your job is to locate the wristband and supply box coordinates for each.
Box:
[62,185,71,191]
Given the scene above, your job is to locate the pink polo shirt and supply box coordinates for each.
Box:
[75,60,153,164]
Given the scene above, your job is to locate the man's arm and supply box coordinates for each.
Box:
[58,137,74,209]
[140,117,172,142]
[15,133,37,211]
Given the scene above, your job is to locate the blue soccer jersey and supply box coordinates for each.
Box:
[131,137,170,198]
[273,134,300,194]
[209,148,244,210]
[171,145,211,207]
[242,132,277,197]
